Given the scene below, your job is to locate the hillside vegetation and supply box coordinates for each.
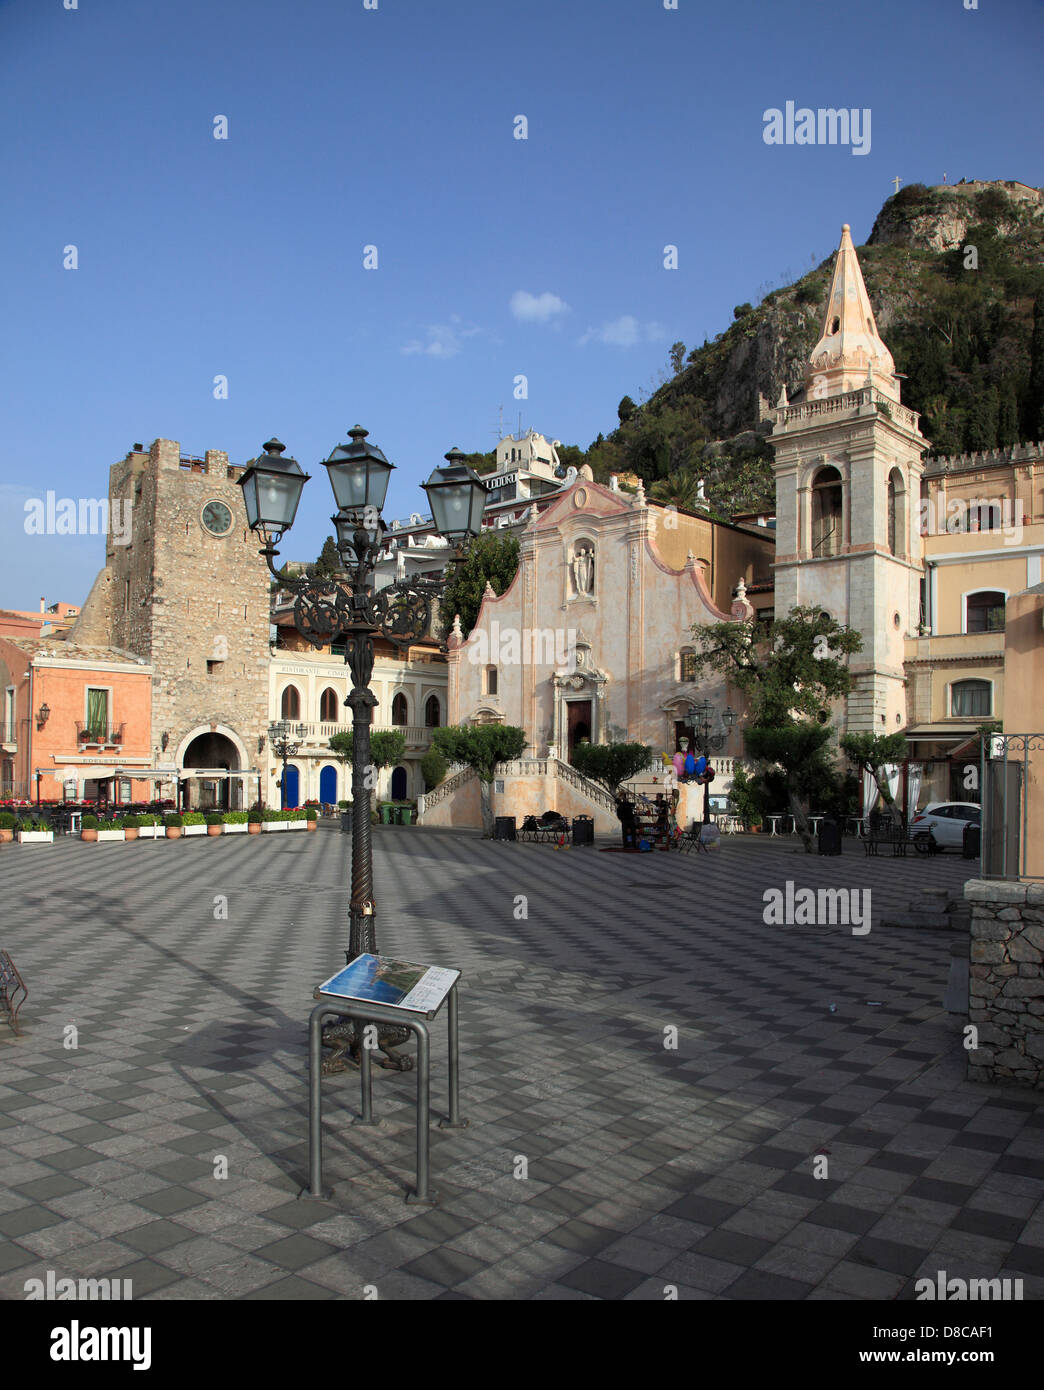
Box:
[470,182,1044,521]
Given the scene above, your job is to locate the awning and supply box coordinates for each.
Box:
[904,724,978,743]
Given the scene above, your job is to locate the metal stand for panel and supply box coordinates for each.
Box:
[305,981,466,1206]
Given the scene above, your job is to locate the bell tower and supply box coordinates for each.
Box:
[770,224,928,734]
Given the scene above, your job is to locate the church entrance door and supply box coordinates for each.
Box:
[567,701,592,759]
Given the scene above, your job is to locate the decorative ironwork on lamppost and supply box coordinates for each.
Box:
[686,699,736,824]
[238,428,485,1072]
[268,720,300,811]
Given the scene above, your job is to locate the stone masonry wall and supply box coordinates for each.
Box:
[966,879,1044,1088]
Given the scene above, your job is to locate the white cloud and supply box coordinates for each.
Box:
[401,314,482,358]
[578,316,667,348]
[510,290,569,323]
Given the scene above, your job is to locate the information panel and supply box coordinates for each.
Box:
[318,954,459,1016]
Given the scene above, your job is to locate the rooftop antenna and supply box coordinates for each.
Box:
[491,405,505,442]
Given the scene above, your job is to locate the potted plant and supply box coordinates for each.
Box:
[247,808,263,834]
[304,806,319,830]
[97,817,125,842]
[225,810,250,834]
[80,813,99,842]
[164,812,184,839]
[288,807,308,830]
[205,811,225,836]
[17,817,54,844]
[263,807,289,832]
[0,810,17,843]
[137,812,161,839]
[182,810,207,837]
[121,813,141,841]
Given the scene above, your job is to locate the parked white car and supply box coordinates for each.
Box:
[909,801,981,850]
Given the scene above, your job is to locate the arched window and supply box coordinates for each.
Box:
[887,468,907,557]
[965,591,1006,634]
[830,316,840,335]
[281,685,300,720]
[425,695,441,727]
[320,687,339,722]
[951,680,992,718]
[391,693,408,726]
[486,666,498,696]
[811,466,843,557]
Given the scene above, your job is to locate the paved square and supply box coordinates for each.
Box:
[1,826,1041,1300]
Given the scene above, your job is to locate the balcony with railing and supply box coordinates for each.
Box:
[75,722,125,748]
[284,721,435,751]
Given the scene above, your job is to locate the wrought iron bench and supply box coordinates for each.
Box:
[0,951,27,1035]
[861,822,938,857]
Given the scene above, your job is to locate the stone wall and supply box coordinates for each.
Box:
[966,879,1044,1088]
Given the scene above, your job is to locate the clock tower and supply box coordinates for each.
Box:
[83,437,270,806]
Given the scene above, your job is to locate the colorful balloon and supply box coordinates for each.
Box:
[694,755,707,775]
[673,753,686,776]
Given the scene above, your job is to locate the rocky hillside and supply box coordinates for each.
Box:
[565,180,1044,518]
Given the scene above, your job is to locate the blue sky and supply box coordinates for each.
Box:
[1,0,1041,610]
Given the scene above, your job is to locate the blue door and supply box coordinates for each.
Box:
[390,766,407,800]
[319,765,337,805]
[283,764,300,809]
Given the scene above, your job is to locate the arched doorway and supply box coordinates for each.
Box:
[390,766,408,800]
[567,702,591,759]
[282,764,300,809]
[319,764,337,805]
[182,731,241,811]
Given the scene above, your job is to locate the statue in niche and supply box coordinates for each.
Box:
[571,542,594,597]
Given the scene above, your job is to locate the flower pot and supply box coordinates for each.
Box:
[247,822,261,834]
[225,822,248,834]
[288,820,306,830]
[124,827,139,841]
[305,820,317,830]
[18,831,54,843]
[263,821,289,832]
[166,826,182,839]
[80,828,98,842]
[206,824,224,836]
[0,828,15,843]
[183,824,206,836]
[97,830,125,842]
[138,825,160,838]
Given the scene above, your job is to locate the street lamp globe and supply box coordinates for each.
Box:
[237,439,310,538]
[322,426,395,515]
[422,448,487,544]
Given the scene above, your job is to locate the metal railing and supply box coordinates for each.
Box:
[981,733,1043,881]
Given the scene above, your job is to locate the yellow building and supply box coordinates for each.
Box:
[906,442,1044,801]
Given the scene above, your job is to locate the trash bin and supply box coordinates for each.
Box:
[963,821,981,859]
[340,808,352,834]
[571,815,594,846]
[401,806,413,826]
[494,816,516,841]
[817,817,842,856]
[380,804,393,825]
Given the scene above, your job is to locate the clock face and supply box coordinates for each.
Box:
[201,500,233,536]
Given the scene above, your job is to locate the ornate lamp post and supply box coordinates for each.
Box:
[268,720,300,811]
[686,699,735,824]
[238,428,484,1070]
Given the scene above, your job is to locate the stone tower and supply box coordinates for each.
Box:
[83,438,270,805]
[770,225,928,734]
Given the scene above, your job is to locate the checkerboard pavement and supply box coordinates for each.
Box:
[0,825,1041,1301]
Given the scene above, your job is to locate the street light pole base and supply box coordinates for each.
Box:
[438,1117,470,1130]
[299,1186,334,1202]
[353,1116,381,1128]
[405,1189,438,1206]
